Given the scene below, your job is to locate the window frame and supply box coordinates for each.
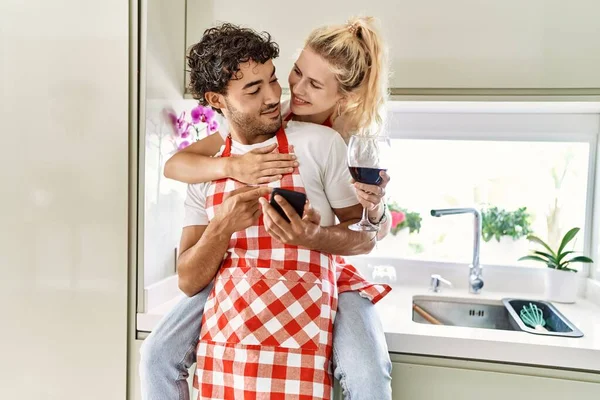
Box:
[381,101,600,279]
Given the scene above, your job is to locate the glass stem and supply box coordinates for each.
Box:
[362,207,370,223]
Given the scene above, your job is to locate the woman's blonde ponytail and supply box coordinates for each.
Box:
[305,16,389,136]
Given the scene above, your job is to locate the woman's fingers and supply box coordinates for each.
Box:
[254,160,298,181]
[256,175,283,184]
[264,159,298,168]
[261,160,298,172]
[262,152,297,162]
[261,167,295,178]
[354,181,386,197]
[356,189,381,208]
[246,145,299,184]
[379,170,391,188]
[250,143,278,154]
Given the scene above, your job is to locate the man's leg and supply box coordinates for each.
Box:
[139,282,213,400]
[333,291,392,400]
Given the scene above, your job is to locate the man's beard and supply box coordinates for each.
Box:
[225,99,282,144]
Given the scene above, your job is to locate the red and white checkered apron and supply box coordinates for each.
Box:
[283,113,392,304]
[195,128,337,399]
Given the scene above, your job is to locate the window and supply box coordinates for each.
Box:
[143,100,192,288]
[376,139,590,267]
[366,103,599,277]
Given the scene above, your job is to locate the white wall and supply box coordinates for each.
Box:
[0,1,129,399]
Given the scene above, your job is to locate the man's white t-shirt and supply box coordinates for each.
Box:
[183,121,358,228]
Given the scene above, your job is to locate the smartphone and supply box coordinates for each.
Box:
[269,188,307,222]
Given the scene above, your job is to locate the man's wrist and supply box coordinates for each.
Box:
[208,215,235,239]
[302,225,324,250]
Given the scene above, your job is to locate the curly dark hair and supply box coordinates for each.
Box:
[187,23,280,114]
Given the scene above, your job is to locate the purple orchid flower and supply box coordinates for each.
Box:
[208,120,219,133]
[173,112,191,138]
[191,105,217,125]
[190,106,203,124]
[203,106,215,121]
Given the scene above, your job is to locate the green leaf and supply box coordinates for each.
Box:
[518,255,550,265]
[557,250,576,263]
[562,256,594,264]
[526,235,556,258]
[557,227,580,255]
[532,250,556,263]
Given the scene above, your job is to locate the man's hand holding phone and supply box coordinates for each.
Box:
[259,189,322,248]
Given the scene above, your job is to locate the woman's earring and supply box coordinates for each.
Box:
[337,102,342,117]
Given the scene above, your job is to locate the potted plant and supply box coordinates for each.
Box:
[519,227,593,303]
[481,206,533,265]
[377,202,422,255]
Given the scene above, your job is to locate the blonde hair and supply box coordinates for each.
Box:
[305,16,389,136]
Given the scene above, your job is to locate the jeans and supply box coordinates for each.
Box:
[140,285,392,400]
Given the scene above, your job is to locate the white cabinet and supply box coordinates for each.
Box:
[184,0,600,94]
[389,354,600,399]
[1,0,130,399]
[128,348,600,399]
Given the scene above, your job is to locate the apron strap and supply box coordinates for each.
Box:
[274,126,290,154]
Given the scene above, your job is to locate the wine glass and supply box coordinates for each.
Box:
[347,134,391,232]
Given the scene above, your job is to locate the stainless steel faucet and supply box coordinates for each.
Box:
[430,208,484,294]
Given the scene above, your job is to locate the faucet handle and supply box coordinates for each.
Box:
[430,274,452,293]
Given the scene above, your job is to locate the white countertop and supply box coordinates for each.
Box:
[377,285,600,372]
[138,283,600,372]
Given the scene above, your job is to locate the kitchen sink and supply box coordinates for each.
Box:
[412,295,584,337]
[412,296,518,331]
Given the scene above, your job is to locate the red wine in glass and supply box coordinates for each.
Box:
[349,167,387,185]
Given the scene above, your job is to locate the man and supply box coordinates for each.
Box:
[140,23,391,400]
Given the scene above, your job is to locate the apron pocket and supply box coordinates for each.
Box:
[202,268,325,351]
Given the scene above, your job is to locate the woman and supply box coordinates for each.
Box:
[142,17,393,400]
